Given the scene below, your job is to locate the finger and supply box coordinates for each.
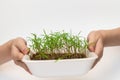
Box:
[87,33,97,52]
[88,42,96,52]
[14,60,32,74]
[14,38,29,54]
[12,45,31,74]
[92,39,103,68]
[11,46,24,60]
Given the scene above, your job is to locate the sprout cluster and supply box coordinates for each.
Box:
[28,31,88,59]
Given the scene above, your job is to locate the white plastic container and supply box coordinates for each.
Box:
[22,52,97,77]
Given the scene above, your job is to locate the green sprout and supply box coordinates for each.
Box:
[28,30,89,60]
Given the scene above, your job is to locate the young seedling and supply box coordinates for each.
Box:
[28,30,89,60]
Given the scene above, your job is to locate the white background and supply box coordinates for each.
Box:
[0,0,120,80]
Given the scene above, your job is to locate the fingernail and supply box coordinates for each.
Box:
[22,48,30,54]
[90,47,95,52]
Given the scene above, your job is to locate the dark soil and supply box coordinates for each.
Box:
[30,53,87,60]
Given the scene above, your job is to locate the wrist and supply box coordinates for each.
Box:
[2,39,14,56]
[0,39,14,64]
[98,29,118,46]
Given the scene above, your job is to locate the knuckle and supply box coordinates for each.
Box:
[13,37,27,46]
[16,37,25,42]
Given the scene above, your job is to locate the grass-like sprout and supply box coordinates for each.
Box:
[28,30,89,60]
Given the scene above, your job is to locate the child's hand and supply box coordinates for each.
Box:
[87,30,104,67]
[11,37,31,73]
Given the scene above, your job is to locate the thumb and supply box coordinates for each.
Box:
[14,60,32,74]
[92,39,104,68]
